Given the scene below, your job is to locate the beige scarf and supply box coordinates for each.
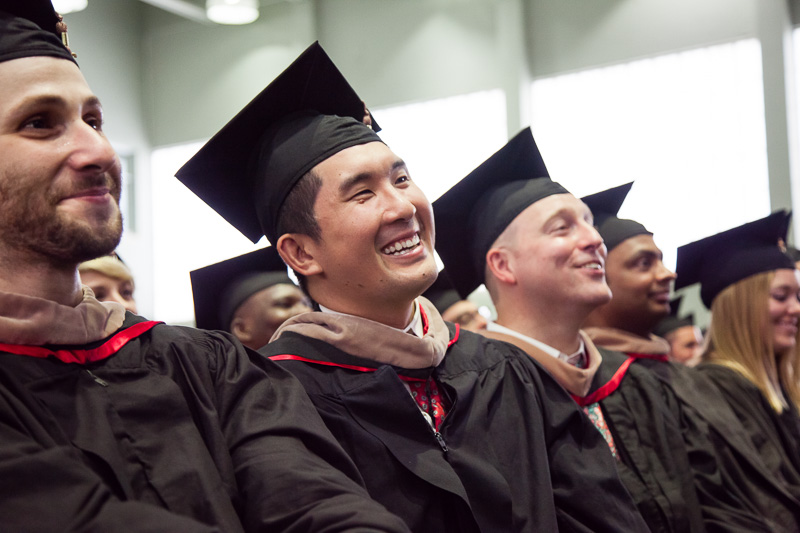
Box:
[270,297,450,369]
[0,286,126,345]
[583,326,669,355]
[482,329,602,397]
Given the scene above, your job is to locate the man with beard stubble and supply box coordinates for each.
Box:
[0,2,413,532]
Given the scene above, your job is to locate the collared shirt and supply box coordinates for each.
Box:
[319,300,424,337]
[487,322,585,367]
[319,300,435,426]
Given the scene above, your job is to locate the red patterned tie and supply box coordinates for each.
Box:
[409,379,447,431]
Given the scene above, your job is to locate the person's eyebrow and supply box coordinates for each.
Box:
[8,94,102,122]
[337,158,407,196]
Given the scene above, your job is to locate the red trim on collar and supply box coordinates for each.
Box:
[269,354,427,382]
[420,302,429,336]
[0,320,162,365]
[626,352,669,362]
[571,356,635,407]
[448,324,459,347]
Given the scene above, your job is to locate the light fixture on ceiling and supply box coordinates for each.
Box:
[206,0,259,25]
[52,0,88,14]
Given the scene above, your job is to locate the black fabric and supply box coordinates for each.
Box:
[653,296,695,338]
[175,42,381,244]
[260,326,650,533]
[624,354,800,531]
[0,314,410,532]
[433,128,568,298]
[675,211,794,308]
[0,3,76,64]
[693,364,800,523]
[421,270,461,314]
[581,182,652,251]
[191,246,293,331]
[561,347,703,533]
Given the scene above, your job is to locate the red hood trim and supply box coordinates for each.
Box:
[269,354,427,382]
[626,352,669,362]
[571,356,635,407]
[0,320,162,365]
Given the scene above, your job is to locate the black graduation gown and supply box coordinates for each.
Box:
[585,348,706,533]
[632,357,800,532]
[0,314,410,533]
[692,364,800,525]
[260,324,650,533]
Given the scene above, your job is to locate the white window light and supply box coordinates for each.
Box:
[52,0,88,14]
[206,0,259,25]
[531,39,769,270]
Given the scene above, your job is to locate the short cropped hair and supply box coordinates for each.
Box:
[275,169,323,295]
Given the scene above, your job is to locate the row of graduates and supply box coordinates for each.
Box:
[2,2,797,530]
[181,42,800,532]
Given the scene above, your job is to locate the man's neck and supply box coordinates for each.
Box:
[583,311,654,339]
[0,248,83,306]
[495,302,586,355]
[313,293,416,330]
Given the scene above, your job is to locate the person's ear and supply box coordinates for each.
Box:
[231,316,253,344]
[277,233,323,276]
[486,247,516,285]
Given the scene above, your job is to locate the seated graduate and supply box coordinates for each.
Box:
[433,133,706,533]
[674,211,800,529]
[652,296,704,367]
[191,246,310,350]
[79,253,138,313]
[176,42,649,533]
[580,186,800,530]
[421,269,487,332]
[0,3,410,532]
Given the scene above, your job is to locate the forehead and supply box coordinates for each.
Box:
[512,193,586,227]
[771,268,800,288]
[0,56,92,110]
[312,141,403,183]
[609,233,660,260]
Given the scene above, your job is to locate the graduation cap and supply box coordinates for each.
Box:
[433,127,569,298]
[581,182,652,251]
[422,270,462,315]
[0,0,76,64]
[786,245,800,264]
[191,246,294,331]
[675,210,794,308]
[175,41,382,245]
[652,295,695,338]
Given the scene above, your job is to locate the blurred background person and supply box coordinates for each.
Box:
[191,246,310,350]
[79,254,138,313]
[422,270,488,332]
[653,296,704,367]
[675,210,800,524]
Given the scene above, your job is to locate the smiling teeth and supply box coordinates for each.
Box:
[584,263,602,270]
[383,233,421,255]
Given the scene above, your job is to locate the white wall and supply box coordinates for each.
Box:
[65,0,800,321]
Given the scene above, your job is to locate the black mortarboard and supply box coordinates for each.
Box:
[175,41,382,245]
[786,245,800,263]
[422,270,462,314]
[675,211,795,308]
[191,246,294,331]
[652,295,694,337]
[0,0,76,64]
[433,128,569,298]
[581,182,651,251]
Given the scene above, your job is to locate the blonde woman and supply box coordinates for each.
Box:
[675,211,800,519]
[79,254,138,314]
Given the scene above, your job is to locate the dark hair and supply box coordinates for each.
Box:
[275,169,323,295]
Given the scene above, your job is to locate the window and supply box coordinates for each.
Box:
[531,39,770,269]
